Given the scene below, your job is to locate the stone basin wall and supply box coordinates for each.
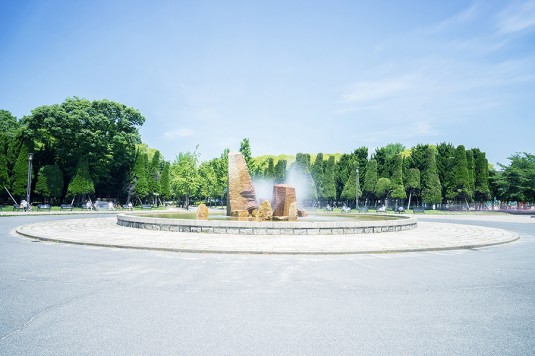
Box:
[117,213,417,235]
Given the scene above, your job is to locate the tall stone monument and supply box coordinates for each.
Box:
[272,184,296,217]
[227,152,258,216]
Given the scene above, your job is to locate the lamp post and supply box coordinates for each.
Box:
[26,153,33,207]
[356,167,360,210]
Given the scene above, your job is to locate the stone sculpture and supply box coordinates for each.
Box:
[196,203,209,220]
[227,152,258,216]
[257,200,273,221]
[288,201,298,221]
[272,184,296,217]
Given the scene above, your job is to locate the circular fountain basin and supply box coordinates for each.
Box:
[117,211,417,235]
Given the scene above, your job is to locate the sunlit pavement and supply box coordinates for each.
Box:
[15,215,520,254]
[1,213,534,355]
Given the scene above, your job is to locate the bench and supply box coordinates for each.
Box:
[395,207,405,214]
[358,207,369,213]
[13,204,23,212]
[60,204,73,211]
[412,207,425,214]
[141,204,153,210]
[376,207,386,213]
[37,204,52,211]
[340,206,351,213]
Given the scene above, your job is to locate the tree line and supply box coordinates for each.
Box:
[1,100,533,208]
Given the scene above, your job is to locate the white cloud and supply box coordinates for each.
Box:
[431,2,480,33]
[163,128,194,139]
[341,76,415,104]
[496,0,535,33]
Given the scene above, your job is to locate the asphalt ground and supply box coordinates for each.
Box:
[1,213,534,355]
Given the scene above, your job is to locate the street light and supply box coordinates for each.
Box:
[26,153,33,207]
[356,167,360,210]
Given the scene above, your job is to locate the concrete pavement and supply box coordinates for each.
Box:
[15,215,522,254]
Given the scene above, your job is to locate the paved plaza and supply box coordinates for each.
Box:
[16,215,520,254]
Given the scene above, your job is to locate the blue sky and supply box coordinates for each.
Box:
[1,0,534,166]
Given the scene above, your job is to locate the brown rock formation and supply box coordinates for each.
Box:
[196,204,209,220]
[227,152,258,215]
[231,210,250,218]
[272,184,296,217]
[288,201,298,221]
[257,200,273,221]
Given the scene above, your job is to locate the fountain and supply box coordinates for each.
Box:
[117,152,417,235]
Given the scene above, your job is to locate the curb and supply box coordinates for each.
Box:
[15,225,520,256]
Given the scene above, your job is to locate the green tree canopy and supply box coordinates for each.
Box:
[35,164,64,202]
[362,159,378,204]
[447,145,472,203]
[375,177,391,204]
[20,97,145,197]
[311,153,325,199]
[239,138,255,174]
[496,153,535,202]
[171,148,200,209]
[405,168,420,209]
[421,146,442,205]
[436,142,455,202]
[12,144,31,198]
[67,158,95,197]
[322,156,337,201]
[390,154,406,200]
[131,147,149,201]
[473,149,490,202]
[374,143,405,178]
[160,161,171,200]
[274,159,287,184]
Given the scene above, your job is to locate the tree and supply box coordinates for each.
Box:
[375,177,391,206]
[374,143,405,178]
[239,138,255,174]
[67,158,95,199]
[311,153,325,201]
[264,157,275,181]
[20,97,145,198]
[405,168,420,210]
[466,149,475,193]
[409,144,430,173]
[213,148,229,206]
[335,153,353,200]
[436,142,455,203]
[447,145,471,206]
[131,148,149,203]
[274,159,287,184]
[198,161,218,206]
[473,149,491,204]
[0,151,8,192]
[0,110,19,197]
[0,110,18,135]
[495,153,535,203]
[160,162,171,201]
[322,156,337,202]
[390,154,406,204]
[362,159,378,205]
[148,150,162,204]
[35,165,64,203]
[421,146,442,207]
[12,144,32,198]
[171,148,200,210]
[340,166,362,205]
